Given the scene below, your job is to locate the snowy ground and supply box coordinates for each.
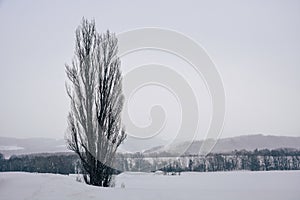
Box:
[0,171,299,200]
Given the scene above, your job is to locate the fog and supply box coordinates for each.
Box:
[0,0,299,140]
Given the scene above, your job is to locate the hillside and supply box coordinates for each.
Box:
[0,137,68,158]
[1,134,300,158]
[145,134,300,154]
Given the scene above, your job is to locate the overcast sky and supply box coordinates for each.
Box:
[0,0,299,140]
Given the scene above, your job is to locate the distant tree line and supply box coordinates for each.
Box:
[0,153,78,174]
[114,148,300,172]
[159,148,300,173]
[0,148,299,174]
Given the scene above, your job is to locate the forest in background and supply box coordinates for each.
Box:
[1,148,300,174]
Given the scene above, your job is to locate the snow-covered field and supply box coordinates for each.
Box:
[0,171,299,200]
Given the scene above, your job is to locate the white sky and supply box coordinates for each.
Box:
[0,0,299,140]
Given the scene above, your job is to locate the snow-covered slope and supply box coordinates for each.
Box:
[0,171,299,200]
[145,134,300,154]
[0,137,69,158]
[2,134,300,157]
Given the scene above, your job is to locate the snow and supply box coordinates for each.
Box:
[0,145,24,151]
[0,171,299,200]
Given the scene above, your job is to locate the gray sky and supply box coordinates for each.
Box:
[0,0,299,140]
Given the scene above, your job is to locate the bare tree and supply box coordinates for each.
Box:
[65,18,126,187]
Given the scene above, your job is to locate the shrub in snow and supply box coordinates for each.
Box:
[121,182,125,189]
[76,176,83,183]
[109,176,116,187]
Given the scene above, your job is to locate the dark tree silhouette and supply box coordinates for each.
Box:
[65,18,126,187]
